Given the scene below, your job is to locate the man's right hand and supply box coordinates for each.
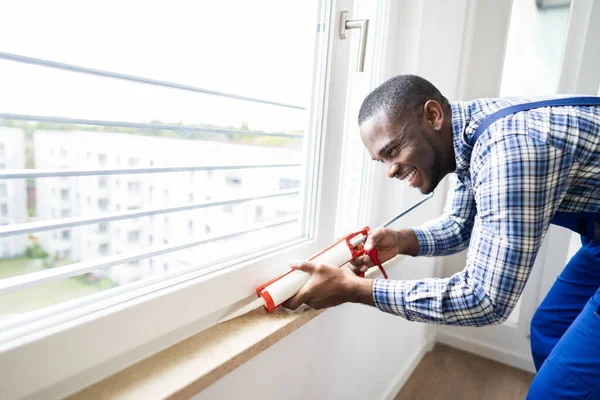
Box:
[349,228,419,276]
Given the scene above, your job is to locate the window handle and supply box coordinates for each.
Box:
[339,10,369,72]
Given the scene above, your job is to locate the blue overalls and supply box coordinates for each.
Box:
[472,97,600,399]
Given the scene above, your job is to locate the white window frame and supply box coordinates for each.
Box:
[0,1,358,398]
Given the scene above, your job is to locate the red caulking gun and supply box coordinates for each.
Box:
[218,192,434,323]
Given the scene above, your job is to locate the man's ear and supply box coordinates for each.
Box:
[423,100,443,131]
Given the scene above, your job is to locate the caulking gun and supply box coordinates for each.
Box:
[218,192,434,323]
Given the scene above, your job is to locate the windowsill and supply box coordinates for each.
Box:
[68,265,393,399]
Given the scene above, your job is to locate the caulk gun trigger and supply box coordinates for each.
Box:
[367,248,388,279]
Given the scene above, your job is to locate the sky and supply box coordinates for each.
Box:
[0,0,321,132]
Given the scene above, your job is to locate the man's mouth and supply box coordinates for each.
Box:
[405,168,417,183]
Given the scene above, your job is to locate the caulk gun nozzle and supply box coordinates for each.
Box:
[217,297,266,323]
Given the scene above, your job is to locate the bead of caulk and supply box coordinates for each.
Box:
[218,297,266,323]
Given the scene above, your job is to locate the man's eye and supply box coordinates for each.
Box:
[386,146,398,157]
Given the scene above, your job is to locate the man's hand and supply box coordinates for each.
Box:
[282,260,375,310]
[349,228,419,276]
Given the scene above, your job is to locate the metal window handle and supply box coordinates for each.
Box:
[339,10,369,72]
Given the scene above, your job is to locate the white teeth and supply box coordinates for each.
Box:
[405,168,416,182]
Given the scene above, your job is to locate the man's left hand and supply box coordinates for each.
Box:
[282,260,375,310]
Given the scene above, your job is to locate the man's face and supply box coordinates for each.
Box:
[359,110,443,194]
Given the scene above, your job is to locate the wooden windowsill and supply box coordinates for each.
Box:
[68,267,390,399]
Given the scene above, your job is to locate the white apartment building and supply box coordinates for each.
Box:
[0,127,27,259]
[33,130,301,285]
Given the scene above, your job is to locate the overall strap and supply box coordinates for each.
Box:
[471,96,600,241]
[472,96,600,144]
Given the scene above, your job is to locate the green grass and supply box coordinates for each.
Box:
[0,257,118,317]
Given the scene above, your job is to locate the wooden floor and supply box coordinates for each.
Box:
[395,344,535,400]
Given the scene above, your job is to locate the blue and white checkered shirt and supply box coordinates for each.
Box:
[373,97,600,326]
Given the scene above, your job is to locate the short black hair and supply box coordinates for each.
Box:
[358,75,448,125]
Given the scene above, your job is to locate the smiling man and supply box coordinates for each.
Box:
[284,75,600,399]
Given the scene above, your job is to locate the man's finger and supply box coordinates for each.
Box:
[289,260,316,273]
[282,284,310,310]
[364,228,385,251]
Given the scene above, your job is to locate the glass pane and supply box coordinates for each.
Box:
[0,0,322,319]
[500,0,570,97]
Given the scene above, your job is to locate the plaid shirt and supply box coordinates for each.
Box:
[373,97,600,326]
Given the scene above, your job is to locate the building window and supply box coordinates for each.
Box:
[188,193,194,203]
[279,178,301,190]
[60,209,70,218]
[255,205,264,219]
[98,222,108,233]
[226,176,242,186]
[223,204,233,213]
[188,220,194,236]
[99,243,109,255]
[205,224,212,234]
[128,181,141,193]
[0,203,8,217]
[62,250,72,260]
[60,148,67,159]
[98,153,107,165]
[149,234,153,245]
[98,198,109,211]
[128,157,139,167]
[60,189,70,201]
[0,143,5,158]
[0,184,7,197]
[128,230,140,243]
[61,230,71,240]
[98,177,108,188]
[164,189,169,205]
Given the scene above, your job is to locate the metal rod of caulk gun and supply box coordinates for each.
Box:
[348,191,435,248]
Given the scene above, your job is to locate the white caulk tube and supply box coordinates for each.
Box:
[218,234,366,323]
[218,192,434,323]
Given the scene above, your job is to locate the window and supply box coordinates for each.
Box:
[0,203,7,217]
[128,181,141,193]
[60,209,70,218]
[98,198,109,211]
[60,189,69,201]
[99,243,109,255]
[226,176,242,186]
[128,230,140,243]
[98,222,108,233]
[279,178,301,190]
[0,184,7,197]
[98,177,108,188]
[0,1,348,397]
[0,143,5,158]
[61,230,71,240]
[60,148,67,159]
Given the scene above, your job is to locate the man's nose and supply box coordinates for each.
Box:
[386,163,399,179]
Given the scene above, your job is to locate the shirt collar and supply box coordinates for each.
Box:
[450,101,474,179]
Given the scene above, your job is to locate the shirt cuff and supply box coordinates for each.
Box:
[372,278,410,319]
[411,227,438,257]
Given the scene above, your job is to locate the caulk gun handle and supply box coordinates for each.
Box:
[358,248,388,279]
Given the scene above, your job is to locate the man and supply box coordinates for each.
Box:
[283,75,600,398]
